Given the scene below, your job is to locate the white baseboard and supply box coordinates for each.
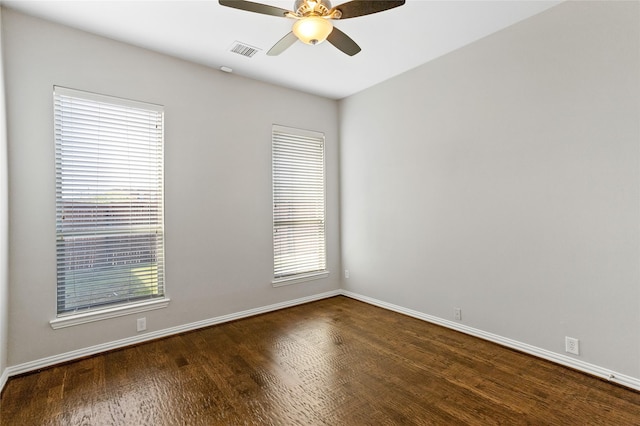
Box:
[0,367,8,393]
[4,290,341,379]
[341,290,640,392]
[3,289,639,394]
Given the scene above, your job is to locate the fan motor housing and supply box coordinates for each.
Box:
[294,0,332,16]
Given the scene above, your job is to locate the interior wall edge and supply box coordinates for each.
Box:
[341,290,640,393]
[0,368,7,395]
[0,5,10,400]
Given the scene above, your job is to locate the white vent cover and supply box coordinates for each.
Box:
[229,41,261,57]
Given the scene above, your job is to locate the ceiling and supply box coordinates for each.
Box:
[2,0,562,99]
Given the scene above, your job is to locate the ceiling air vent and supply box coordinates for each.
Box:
[229,41,261,58]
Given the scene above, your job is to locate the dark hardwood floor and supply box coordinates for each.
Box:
[1,296,639,425]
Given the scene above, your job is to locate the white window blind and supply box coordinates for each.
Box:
[54,86,165,315]
[272,125,327,280]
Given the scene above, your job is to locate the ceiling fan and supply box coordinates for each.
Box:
[219,0,406,56]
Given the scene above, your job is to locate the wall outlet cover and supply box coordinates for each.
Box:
[565,337,579,355]
[454,308,462,321]
[137,317,147,332]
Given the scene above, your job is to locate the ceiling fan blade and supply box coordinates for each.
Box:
[267,32,298,56]
[331,1,405,19]
[218,0,291,17]
[326,27,361,56]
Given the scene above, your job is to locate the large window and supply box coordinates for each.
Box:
[272,125,327,285]
[54,87,165,318]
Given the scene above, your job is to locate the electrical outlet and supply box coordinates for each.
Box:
[344,269,350,279]
[137,317,147,332]
[454,308,462,321]
[565,336,579,355]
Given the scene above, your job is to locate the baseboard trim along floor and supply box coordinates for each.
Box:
[2,288,639,394]
[3,290,342,382]
[341,290,640,392]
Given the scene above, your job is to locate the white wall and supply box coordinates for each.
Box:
[0,7,9,386]
[340,1,640,378]
[2,9,340,366]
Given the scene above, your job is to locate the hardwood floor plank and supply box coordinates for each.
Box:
[2,296,639,425]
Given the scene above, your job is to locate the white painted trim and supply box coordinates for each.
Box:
[5,289,639,395]
[341,290,640,392]
[0,367,8,393]
[54,86,164,112]
[5,290,340,378]
[272,271,330,287]
[50,298,171,329]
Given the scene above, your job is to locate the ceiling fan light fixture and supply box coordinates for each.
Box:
[292,16,333,45]
[219,0,406,56]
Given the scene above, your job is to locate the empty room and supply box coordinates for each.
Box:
[0,0,639,424]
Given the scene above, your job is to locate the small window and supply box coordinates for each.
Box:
[272,125,327,285]
[54,86,165,317]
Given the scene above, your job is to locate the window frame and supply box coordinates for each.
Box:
[271,124,329,287]
[51,86,169,329]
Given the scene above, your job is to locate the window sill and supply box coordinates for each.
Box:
[50,298,171,329]
[272,271,330,288]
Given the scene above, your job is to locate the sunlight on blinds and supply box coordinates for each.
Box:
[54,86,165,315]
